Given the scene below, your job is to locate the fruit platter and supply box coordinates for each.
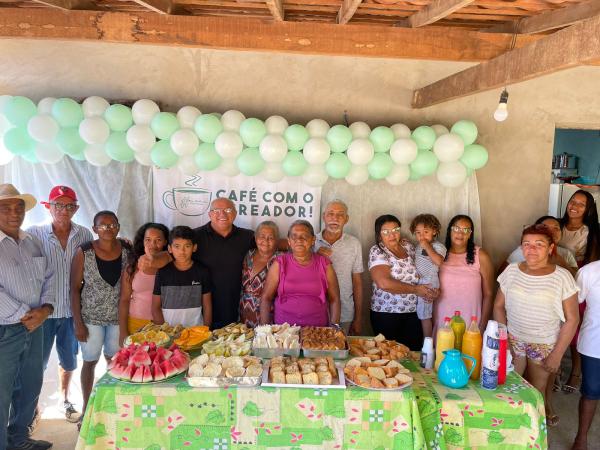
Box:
[172,325,212,351]
[201,323,254,356]
[301,326,349,359]
[252,323,301,358]
[212,322,254,340]
[348,334,410,361]
[108,342,190,383]
[262,356,346,389]
[125,322,185,346]
[343,357,413,390]
[186,354,263,387]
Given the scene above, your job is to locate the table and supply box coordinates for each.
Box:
[76,361,546,450]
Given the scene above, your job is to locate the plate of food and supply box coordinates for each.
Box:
[301,326,349,359]
[125,322,185,347]
[348,334,410,361]
[186,354,263,387]
[261,356,346,389]
[252,323,301,358]
[343,357,413,390]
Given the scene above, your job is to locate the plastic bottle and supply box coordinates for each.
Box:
[481,320,499,390]
[420,337,435,369]
[498,324,508,385]
[435,317,455,371]
[461,316,483,380]
[450,311,466,351]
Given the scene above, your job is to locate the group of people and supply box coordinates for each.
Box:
[1,181,600,450]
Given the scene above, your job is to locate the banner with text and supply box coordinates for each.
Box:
[153,168,322,233]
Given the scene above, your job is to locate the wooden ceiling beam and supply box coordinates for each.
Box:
[129,0,174,14]
[265,0,284,21]
[0,8,543,62]
[412,13,600,108]
[32,0,99,10]
[337,0,364,25]
[398,0,476,28]
[485,0,600,34]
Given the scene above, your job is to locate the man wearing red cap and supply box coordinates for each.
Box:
[27,186,93,424]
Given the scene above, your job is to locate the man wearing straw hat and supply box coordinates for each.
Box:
[0,184,55,450]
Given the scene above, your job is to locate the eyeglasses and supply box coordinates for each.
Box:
[451,226,472,234]
[209,207,235,215]
[96,223,119,231]
[380,227,401,236]
[50,202,78,212]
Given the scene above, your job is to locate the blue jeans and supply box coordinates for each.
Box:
[0,324,44,450]
[42,317,78,372]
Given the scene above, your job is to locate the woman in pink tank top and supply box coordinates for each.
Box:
[434,215,494,335]
[259,220,341,327]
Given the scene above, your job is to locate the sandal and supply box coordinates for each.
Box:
[562,374,581,394]
[546,414,560,427]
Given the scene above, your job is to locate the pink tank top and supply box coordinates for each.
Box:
[274,252,330,327]
[129,271,156,320]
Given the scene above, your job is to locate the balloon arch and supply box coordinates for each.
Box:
[0,95,488,187]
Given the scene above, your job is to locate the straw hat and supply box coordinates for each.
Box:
[0,184,37,211]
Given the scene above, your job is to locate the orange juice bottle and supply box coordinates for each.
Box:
[462,315,483,380]
[435,317,455,371]
[450,310,466,350]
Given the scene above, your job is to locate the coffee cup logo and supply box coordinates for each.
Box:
[163,187,212,216]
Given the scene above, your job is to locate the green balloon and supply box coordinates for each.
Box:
[409,169,422,181]
[56,127,86,156]
[326,125,353,153]
[4,96,37,127]
[52,98,83,128]
[239,118,267,148]
[460,144,488,170]
[369,126,395,153]
[195,142,222,171]
[411,126,436,150]
[105,132,134,162]
[326,153,351,179]
[69,150,86,161]
[210,112,222,119]
[151,140,179,168]
[20,147,38,163]
[237,147,265,176]
[368,153,393,179]
[466,167,474,177]
[451,120,478,145]
[104,104,133,132]
[410,149,438,176]
[151,112,179,141]
[284,124,309,151]
[282,151,308,176]
[3,127,35,155]
[194,114,223,144]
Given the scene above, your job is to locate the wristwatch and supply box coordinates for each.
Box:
[41,303,54,314]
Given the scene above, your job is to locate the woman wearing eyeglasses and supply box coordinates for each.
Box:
[70,210,131,427]
[369,215,437,350]
[260,220,341,327]
[433,215,494,334]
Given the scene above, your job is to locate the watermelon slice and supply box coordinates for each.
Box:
[152,361,166,381]
[130,349,151,367]
[109,363,131,380]
[131,366,145,383]
[160,360,177,378]
[142,365,153,382]
[156,347,172,362]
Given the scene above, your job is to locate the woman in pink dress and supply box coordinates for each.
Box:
[434,215,494,334]
[259,220,341,327]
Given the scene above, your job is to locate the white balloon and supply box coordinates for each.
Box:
[177,106,201,129]
[127,125,155,153]
[218,158,240,177]
[437,161,468,187]
[433,133,465,162]
[37,97,57,115]
[390,138,418,165]
[302,165,328,187]
[306,119,330,138]
[265,115,289,135]
[349,121,371,139]
[386,164,410,186]
[390,123,411,139]
[432,124,450,137]
[35,143,64,164]
[170,129,199,156]
[134,150,153,166]
[82,96,110,118]
[0,139,15,165]
[303,138,331,165]
[345,165,369,186]
[27,115,59,143]
[346,138,374,165]
[84,144,111,167]
[0,95,12,112]
[221,110,246,132]
[132,99,160,125]
[79,117,110,145]
[0,115,13,135]
[177,154,199,175]
[215,131,243,159]
[259,134,288,163]
[261,162,285,183]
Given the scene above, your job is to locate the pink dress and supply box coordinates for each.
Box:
[129,271,156,321]
[274,252,330,326]
[434,247,482,334]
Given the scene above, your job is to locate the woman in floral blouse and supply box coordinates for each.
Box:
[368,214,438,350]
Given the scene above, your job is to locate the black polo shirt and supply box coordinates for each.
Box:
[192,222,255,329]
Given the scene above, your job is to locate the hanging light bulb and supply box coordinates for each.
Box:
[493,89,509,122]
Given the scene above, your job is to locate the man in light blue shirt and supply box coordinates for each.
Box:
[0,184,54,450]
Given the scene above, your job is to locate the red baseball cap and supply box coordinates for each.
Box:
[41,185,78,205]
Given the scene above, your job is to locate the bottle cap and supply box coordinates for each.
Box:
[454,310,461,316]
[471,315,477,321]
[444,316,451,322]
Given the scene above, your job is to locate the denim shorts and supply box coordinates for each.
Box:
[42,317,79,371]
[581,353,600,400]
[79,323,120,361]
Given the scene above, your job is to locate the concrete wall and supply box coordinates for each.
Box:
[2,38,600,267]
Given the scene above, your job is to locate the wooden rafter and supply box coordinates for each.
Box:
[129,0,174,14]
[337,0,364,25]
[32,0,99,10]
[398,0,476,28]
[412,13,600,108]
[0,8,543,62]
[486,0,600,34]
[265,0,284,21]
